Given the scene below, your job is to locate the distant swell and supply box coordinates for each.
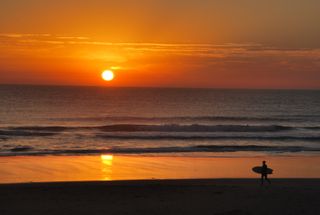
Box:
[1,145,320,156]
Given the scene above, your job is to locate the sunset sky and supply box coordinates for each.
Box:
[1,0,320,89]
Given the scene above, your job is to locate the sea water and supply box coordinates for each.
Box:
[0,85,319,157]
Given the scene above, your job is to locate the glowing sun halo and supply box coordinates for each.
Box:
[101,70,114,81]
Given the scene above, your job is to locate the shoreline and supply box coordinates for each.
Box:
[1,178,320,186]
[0,178,319,215]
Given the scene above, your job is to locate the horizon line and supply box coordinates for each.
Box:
[0,83,319,91]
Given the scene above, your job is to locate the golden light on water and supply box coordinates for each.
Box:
[101,70,114,81]
[101,154,114,162]
[101,154,113,166]
[100,154,114,180]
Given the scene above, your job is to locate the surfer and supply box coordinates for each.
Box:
[261,161,271,186]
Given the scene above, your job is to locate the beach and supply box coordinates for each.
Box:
[1,155,319,214]
[1,179,319,215]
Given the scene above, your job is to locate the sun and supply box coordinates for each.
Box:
[101,70,114,81]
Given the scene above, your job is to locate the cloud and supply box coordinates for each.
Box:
[0,33,51,38]
[1,33,320,72]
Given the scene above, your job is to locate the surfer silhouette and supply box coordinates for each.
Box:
[261,161,271,186]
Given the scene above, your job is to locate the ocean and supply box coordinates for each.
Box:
[0,85,320,157]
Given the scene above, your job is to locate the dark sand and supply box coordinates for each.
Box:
[0,179,319,215]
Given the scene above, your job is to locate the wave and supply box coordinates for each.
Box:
[0,130,59,137]
[97,134,320,141]
[51,115,320,122]
[2,145,320,156]
[97,124,294,132]
[10,146,34,152]
[9,126,70,132]
[305,127,320,130]
[3,123,318,133]
[109,145,320,153]
[1,124,319,138]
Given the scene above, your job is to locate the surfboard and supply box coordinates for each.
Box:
[252,166,273,174]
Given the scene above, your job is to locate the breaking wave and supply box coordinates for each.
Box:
[1,124,319,142]
[1,123,319,134]
[1,145,320,156]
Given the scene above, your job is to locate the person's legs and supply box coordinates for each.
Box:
[260,174,264,186]
[265,174,271,184]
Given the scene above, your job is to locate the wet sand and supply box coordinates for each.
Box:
[0,179,319,215]
[1,155,320,183]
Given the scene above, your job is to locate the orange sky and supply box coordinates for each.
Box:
[1,0,320,89]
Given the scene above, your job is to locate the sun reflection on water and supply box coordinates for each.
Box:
[100,154,113,180]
